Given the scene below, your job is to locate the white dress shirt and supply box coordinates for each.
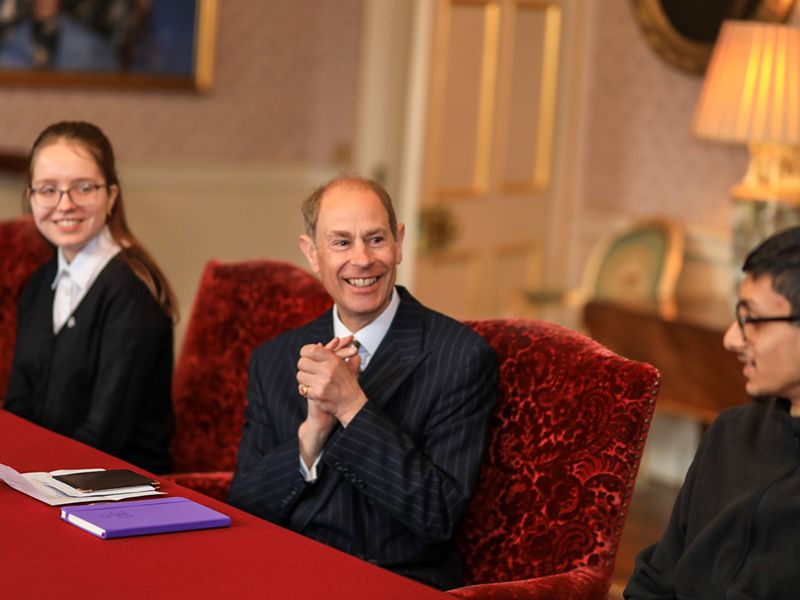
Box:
[300,287,400,481]
[332,286,400,371]
[51,227,121,334]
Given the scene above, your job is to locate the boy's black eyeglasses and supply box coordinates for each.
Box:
[735,311,800,341]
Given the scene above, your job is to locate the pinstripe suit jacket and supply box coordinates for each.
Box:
[228,287,498,589]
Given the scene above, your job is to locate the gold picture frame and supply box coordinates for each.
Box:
[0,0,218,91]
[631,0,796,75]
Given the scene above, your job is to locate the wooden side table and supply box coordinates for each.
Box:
[583,299,748,426]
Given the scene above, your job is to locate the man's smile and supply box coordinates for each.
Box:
[345,276,380,288]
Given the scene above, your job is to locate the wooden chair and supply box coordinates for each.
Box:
[521,218,685,324]
[446,319,660,599]
[0,217,52,402]
[166,259,332,500]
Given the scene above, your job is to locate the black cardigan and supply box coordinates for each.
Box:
[625,398,800,598]
[4,255,174,473]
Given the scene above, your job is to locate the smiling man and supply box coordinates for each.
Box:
[228,175,498,590]
[625,226,800,599]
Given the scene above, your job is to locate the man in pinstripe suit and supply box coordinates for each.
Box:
[228,175,498,589]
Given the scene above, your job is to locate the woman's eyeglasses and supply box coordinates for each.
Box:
[28,181,108,208]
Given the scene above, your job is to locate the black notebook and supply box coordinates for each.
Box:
[52,469,159,493]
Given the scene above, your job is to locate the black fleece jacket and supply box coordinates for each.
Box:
[625,398,800,599]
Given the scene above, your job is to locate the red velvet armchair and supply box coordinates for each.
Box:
[166,259,332,500]
[447,319,659,600]
[0,217,53,402]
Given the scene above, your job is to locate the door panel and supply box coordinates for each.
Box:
[415,0,572,319]
[433,1,499,195]
[502,3,560,190]
[415,252,479,317]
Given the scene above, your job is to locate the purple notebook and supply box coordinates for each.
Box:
[60,497,231,539]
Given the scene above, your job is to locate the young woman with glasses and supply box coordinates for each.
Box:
[4,121,176,474]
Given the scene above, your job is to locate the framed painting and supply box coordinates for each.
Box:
[0,0,218,90]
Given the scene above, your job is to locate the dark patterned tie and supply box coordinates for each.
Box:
[352,339,366,373]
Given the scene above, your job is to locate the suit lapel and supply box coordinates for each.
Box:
[358,288,428,410]
[300,312,335,346]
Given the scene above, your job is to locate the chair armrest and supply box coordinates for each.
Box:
[445,565,611,600]
[524,288,569,304]
[523,287,587,307]
[161,471,234,502]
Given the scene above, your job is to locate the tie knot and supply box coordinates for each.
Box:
[351,339,368,372]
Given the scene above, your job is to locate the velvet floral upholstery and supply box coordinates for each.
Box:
[447,319,660,600]
[167,259,332,500]
[0,217,53,403]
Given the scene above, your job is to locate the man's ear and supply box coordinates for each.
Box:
[394,223,405,265]
[299,234,320,273]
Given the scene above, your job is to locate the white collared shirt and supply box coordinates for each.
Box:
[300,287,401,481]
[51,227,121,334]
[332,286,400,371]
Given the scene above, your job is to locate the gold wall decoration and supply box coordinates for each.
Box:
[631,0,795,75]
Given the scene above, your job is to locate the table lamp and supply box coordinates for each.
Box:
[692,19,800,278]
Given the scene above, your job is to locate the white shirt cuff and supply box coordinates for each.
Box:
[299,451,324,482]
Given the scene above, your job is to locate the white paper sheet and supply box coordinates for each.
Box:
[0,463,163,506]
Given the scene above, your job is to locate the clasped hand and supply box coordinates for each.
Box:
[297,335,366,428]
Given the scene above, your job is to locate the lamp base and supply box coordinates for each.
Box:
[732,144,800,204]
[731,198,800,290]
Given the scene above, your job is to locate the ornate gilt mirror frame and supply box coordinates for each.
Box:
[631,0,797,74]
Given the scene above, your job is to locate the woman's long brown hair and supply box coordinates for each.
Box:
[28,121,178,321]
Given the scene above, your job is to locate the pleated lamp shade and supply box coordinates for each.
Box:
[693,20,800,146]
[693,19,800,202]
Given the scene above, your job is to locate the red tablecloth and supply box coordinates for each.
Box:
[0,410,445,599]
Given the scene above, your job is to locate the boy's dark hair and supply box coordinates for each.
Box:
[743,226,800,315]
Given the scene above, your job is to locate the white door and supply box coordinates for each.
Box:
[406,0,587,319]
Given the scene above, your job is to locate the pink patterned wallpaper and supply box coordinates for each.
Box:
[578,0,749,233]
[0,0,361,164]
